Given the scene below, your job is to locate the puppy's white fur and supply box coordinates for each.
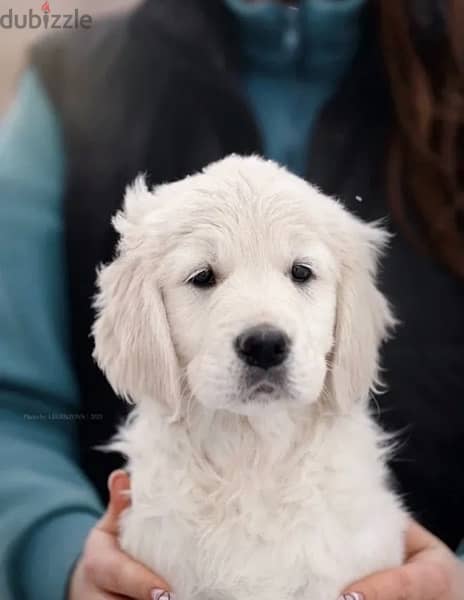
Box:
[93,156,406,600]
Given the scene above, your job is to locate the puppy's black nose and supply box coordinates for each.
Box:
[235,325,290,369]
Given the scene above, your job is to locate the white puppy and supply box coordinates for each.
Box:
[93,155,406,600]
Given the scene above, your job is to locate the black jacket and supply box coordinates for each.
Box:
[31,0,464,549]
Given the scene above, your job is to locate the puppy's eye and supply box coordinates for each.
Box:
[189,267,216,288]
[291,263,313,284]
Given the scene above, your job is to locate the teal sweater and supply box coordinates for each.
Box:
[0,2,461,599]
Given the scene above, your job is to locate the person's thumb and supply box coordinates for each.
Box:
[338,561,443,600]
[98,469,131,535]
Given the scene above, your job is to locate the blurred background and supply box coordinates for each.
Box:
[0,0,140,114]
[1,0,464,597]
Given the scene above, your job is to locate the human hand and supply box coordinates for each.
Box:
[68,470,172,600]
[338,520,464,600]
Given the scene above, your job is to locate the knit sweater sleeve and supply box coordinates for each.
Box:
[0,69,103,600]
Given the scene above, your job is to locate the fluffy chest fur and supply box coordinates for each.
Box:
[115,403,405,600]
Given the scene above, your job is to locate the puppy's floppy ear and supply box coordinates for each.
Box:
[92,176,181,411]
[328,221,396,412]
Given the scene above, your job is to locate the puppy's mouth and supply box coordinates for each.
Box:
[251,382,276,395]
[243,366,287,401]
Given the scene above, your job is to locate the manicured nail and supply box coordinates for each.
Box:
[151,589,174,600]
[338,594,365,600]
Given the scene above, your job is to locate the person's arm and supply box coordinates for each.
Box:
[0,69,171,600]
[0,69,103,600]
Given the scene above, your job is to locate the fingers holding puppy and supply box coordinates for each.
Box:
[68,470,171,600]
[338,520,464,600]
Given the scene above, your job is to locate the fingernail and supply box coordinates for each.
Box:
[338,594,365,600]
[151,589,174,600]
[107,469,127,493]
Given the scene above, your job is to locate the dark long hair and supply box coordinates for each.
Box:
[378,0,464,276]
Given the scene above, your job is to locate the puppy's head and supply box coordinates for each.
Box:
[93,156,394,417]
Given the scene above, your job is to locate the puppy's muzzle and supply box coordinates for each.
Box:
[234,325,290,370]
